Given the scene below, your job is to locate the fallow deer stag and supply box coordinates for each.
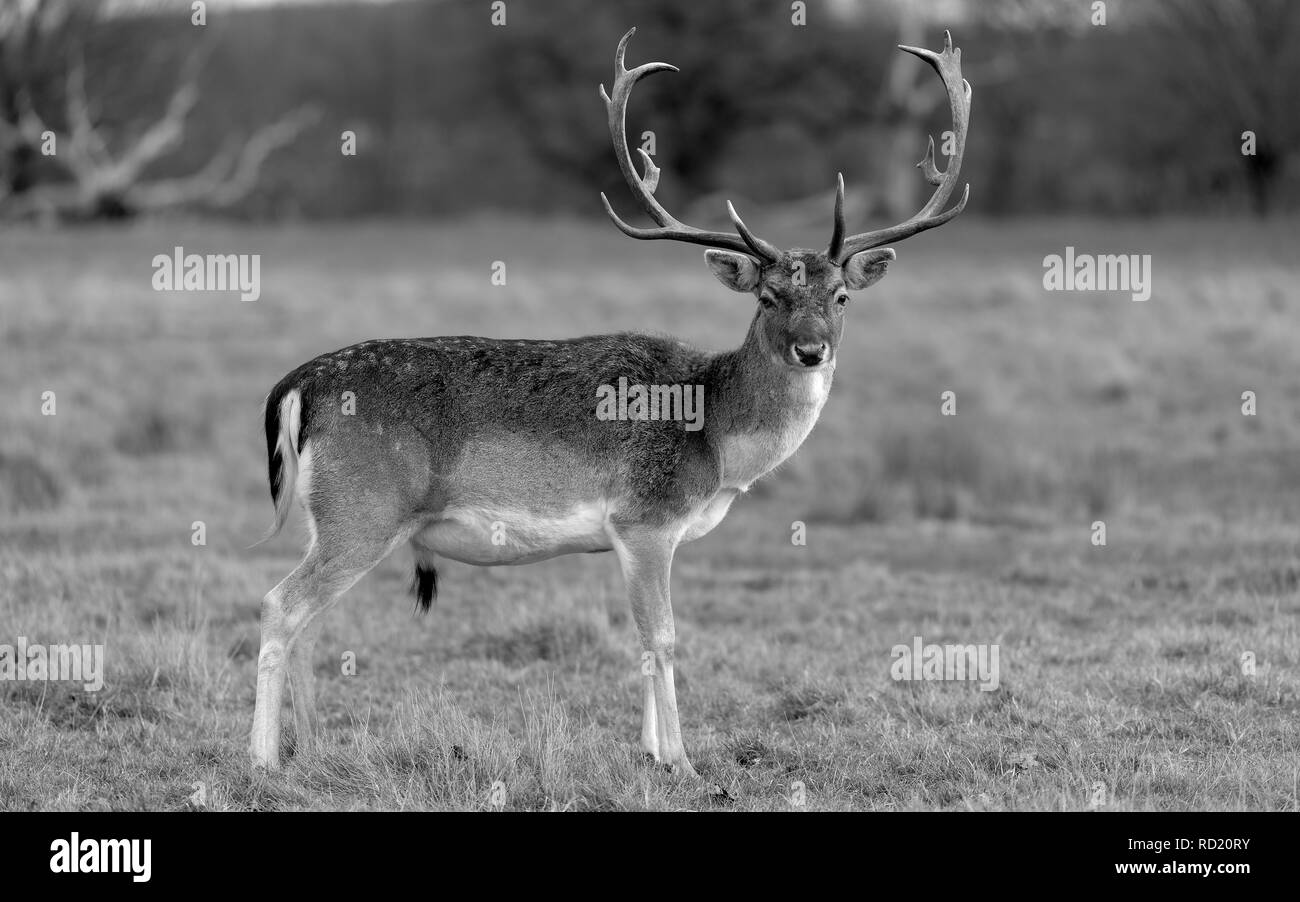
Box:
[251,27,971,775]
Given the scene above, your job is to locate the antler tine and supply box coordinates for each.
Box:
[612,25,633,75]
[827,172,846,259]
[599,27,779,261]
[727,200,781,261]
[836,29,972,263]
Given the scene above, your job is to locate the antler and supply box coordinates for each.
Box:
[829,30,972,264]
[600,28,780,262]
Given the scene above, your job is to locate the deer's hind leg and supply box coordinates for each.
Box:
[251,495,417,770]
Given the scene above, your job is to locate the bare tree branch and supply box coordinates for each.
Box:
[0,32,317,220]
[131,105,321,210]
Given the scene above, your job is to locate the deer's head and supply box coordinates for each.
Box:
[600,28,971,371]
[701,244,893,370]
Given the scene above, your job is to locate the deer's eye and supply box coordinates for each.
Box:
[759,294,777,310]
[835,293,849,307]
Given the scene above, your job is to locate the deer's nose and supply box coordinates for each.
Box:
[792,341,828,367]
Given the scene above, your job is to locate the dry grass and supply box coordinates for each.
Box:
[1,215,1298,810]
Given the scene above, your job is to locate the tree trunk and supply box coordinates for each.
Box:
[1245,150,1278,218]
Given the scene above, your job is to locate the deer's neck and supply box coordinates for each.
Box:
[703,315,834,490]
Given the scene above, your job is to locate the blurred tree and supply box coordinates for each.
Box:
[1148,0,1300,216]
[1,0,1293,220]
[0,0,319,220]
[0,0,102,201]
[491,0,871,215]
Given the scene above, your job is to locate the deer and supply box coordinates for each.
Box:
[250,27,971,776]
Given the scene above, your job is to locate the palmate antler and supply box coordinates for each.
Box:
[599,28,780,263]
[829,31,972,264]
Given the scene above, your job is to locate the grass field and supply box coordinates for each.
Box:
[1,215,1298,810]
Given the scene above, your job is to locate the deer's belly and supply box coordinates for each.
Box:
[417,501,611,565]
[681,489,741,542]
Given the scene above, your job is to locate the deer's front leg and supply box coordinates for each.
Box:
[640,666,659,760]
[612,526,697,777]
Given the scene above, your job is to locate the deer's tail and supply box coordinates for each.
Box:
[256,385,306,545]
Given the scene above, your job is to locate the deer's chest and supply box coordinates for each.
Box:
[719,370,830,490]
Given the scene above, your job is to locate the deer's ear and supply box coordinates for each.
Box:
[843,248,896,290]
[704,249,761,292]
